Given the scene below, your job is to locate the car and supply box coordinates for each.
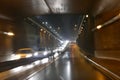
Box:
[38,48,49,56]
[15,48,38,59]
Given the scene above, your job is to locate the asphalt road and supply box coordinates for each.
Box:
[25,44,111,80]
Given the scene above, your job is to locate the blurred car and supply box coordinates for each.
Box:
[38,48,49,56]
[15,48,38,58]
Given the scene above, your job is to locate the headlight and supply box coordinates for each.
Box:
[43,51,47,55]
[34,52,38,56]
[15,55,21,59]
[26,54,32,58]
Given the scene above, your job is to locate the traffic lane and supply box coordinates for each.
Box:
[26,45,111,80]
[0,59,50,80]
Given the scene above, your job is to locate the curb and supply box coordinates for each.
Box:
[81,53,120,80]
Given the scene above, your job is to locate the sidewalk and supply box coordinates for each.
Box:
[79,49,120,80]
[82,54,120,80]
[91,58,120,80]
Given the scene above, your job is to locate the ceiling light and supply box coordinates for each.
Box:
[49,26,52,28]
[75,24,77,27]
[86,15,88,18]
[45,22,48,24]
[7,32,15,36]
[44,31,46,33]
[58,27,60,30]
[97,25,102,29]
[40,29,43,31]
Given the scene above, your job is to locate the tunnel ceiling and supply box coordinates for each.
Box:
[0,0,119,41]
[91,0,120,17]
[0,0,119,19]
[35,14,83,41]
[0,0,96,19]
[0,0,119,17]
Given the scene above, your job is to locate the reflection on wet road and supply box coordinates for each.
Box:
[26,44,111,80]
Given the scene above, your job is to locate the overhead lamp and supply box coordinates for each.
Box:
[75,24,77,27]
[40,29,43,31]
[96,25,102,29]
[92,13,120,31]
[58,27,60,30]
[44,31,46,33]
[49,26,52,28]
[7,32,15,36]
[45,22,48,24]
[86,15,88,18]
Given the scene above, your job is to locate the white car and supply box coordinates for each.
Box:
[15,48,38,59]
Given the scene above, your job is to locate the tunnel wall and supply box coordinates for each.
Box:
[0,19,15,54]
[0,19,40,55]
[94,9,120,60]
[0,18,61,55]
[76,15,94,56]
[13,20,40,51]
[15,19,61,51]
[0,19,16,61]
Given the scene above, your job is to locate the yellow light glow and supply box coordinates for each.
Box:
[86,15,88,18]
[119,13,120,16]
[7,32,15,36]
[40,29,43,31]
[44,31,46,33]
[97,25,102,29]
[26,54,32,58]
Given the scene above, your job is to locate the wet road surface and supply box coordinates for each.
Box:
[26,44,111,80]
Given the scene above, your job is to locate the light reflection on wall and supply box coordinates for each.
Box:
[95,71,108,80]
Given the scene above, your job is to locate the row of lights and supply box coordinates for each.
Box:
[73,15,88,35]
[42,22,48,25]
[78,14,88,34]
[40,28,56,37]
[84,14,102,31]
[26,17,62,42]
[42,21,61,38]
[40,29,47,34]
[41,20,63,41]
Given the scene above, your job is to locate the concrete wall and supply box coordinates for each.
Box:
[0,19,41,56]
[94,7,120,60]
[12,20,40,51]
[76,15,94,56]
[0,19,15,55]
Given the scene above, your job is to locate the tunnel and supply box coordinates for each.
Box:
[0,0,120,80]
